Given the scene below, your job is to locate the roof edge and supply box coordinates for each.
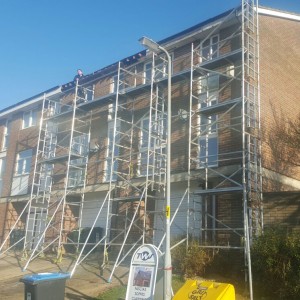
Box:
[258,6,300,22]
[0,86,61,118]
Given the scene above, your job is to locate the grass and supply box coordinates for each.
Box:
[96,275,185,300]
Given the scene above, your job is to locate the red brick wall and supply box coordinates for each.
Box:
[263,192,300,231]
[259,15,300,187]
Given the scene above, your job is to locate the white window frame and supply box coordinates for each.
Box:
[2,120,10,151]
[104,120,120,182]
[111,73,125,94]
[143,54,173,84]
[0,158,6,195]
[139,117,151,176]
[139,115,166,177]
[23,109,37,129]
[68,169,85,188]
[39,163,53,192]
[144,62,152,84]
[200,34,220,62]
[198,74,219,168]
[16,149,33,175]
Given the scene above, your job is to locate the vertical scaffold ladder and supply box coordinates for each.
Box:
[23,94,56,253]
[22,81,92,270]
[103,61,136,271]
[242,1,261,299]
[106,53,168,281]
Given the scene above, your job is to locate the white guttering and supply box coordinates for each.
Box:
[0,86,61,118]
[258,7,300,22]
[159,9,238,50]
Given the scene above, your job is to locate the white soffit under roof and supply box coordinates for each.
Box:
[258,7,300,22]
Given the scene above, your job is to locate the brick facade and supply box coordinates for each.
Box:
[260,15,300,187]
[0,8,299,251]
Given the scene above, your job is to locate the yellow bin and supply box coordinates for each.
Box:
[173,280,235,300]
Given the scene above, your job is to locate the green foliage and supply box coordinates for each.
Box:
[206,249,244,279]
[172,240,213,277]
[251,227,300,299]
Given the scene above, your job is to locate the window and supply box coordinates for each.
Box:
[140,117,151,176]
[144,62,152,84]
[139,115,166,176]
[105,120,120,181]
[111,74,125,93]
[11,149,32,196]
[16,149,32,175]
[2,120,10,150]
[198,74,219,167]
[68,169,85,187]
[48,101,61,117]
[72,134,89,156]
[201,34,219,62]
[39,164,53,192]
[0,158,6,195]
[143,55,173,84]
[68,133,88,188]
[23,110,37,129]
[70,134,89,167]
[84,85,94,102]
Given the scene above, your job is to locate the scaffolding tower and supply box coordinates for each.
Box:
[0,3,261,297]
[188,1,261,298]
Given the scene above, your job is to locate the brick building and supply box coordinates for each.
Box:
[0,0,299,287]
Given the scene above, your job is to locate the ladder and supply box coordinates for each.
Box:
[22,81,92,269]
[106,53,168,281]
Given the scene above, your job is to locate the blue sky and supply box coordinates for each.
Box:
[0,0,299,111]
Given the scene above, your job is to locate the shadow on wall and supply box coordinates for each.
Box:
[261,103,300,191]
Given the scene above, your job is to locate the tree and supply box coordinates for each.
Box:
[269,111,300,168]
[262,106,300,187]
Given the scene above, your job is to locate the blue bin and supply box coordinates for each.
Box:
[20,272,70,300]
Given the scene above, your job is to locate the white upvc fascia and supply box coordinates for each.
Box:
[159,10,238,51]
[258,7,300,22]
[0,86,62,118]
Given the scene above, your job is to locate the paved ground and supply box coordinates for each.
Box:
[0,252,129,300]
[0,251,250,299]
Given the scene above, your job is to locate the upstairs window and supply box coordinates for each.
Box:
[143,54,173,84]
[16,149,32,175]
[105,120,120,181]
[198,74,219,167]
[144,62,152,84]
[201,34,219,62]
[111,74,125,93]
[0,158,6,195]
[139,114,167,176]
[23,110,37,129]
[2,120,11,150]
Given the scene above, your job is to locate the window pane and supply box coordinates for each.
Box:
[31,110,37,126]
[145,63,152,82]
[17,149,32,175]
[199,137,218,167]
[23,112,30,128]
[208,75,219,90]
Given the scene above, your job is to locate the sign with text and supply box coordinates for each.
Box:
[126,244,161,300]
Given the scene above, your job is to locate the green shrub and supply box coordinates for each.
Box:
[251,227,300,299]
[172,240,213,277]
[206,249,244,280]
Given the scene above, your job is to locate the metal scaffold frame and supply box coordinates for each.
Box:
[0,82,94,269]
[0,3,261,297]
[103,54,170,282]
[187,1,261,298]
